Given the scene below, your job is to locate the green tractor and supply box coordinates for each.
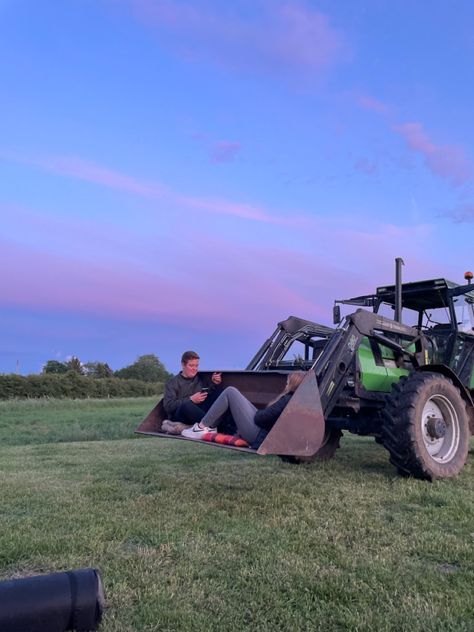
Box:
[137,261,474,480]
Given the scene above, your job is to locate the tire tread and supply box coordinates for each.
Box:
[382,371,469,480]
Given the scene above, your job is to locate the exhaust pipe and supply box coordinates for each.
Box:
[395,257,404,323]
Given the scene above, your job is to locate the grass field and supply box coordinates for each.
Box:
[0,397,473,631]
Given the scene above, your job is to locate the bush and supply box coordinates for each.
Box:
[42,360,68,374]
[0,372,163,400]
[114,354,172,382]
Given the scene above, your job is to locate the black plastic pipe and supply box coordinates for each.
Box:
[0,568,104,632]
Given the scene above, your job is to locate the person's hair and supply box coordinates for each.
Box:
[267,371,306,406]
[285,371,306,394]
[181,350,200,364]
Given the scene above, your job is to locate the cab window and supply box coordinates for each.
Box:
[453,295,474,334]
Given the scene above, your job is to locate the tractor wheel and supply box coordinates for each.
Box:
[280,428,342,464]
[382,372,470,480]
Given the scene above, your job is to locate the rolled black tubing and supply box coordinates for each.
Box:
[0,567,104,632]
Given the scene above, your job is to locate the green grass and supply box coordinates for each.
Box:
[0,397,155,445]
[0,398,473,631]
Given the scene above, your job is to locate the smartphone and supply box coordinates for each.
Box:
[200,387,210,393]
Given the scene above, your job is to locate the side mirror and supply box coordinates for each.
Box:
[333,305,341,325]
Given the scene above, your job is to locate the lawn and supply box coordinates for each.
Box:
[0,397,473,631]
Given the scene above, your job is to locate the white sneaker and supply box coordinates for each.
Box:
[181,423,217,440]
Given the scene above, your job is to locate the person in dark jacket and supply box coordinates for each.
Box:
[181,372,306,448]
[163,350,222,424]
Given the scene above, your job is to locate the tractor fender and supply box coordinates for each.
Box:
[416,364,474,434]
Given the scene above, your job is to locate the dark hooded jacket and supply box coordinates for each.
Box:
[163,372,213,417]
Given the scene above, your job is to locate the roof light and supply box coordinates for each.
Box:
[465,271,473,284]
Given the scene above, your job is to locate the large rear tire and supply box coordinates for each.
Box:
[382,372,470,480]
[280,428,342,464]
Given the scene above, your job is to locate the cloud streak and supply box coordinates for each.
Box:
[124,0,347,77]
[351,91,474,190]
[438,203,474,223]
[3,151,302,226]
[354,157,378,176]
[210,141,241,164]
[354,92,391,115]
[0,241,234,326]
[394,122,473,187]
[1,210,443,336]
[0,237,325,333]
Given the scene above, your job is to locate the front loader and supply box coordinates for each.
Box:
[137,262,474,480]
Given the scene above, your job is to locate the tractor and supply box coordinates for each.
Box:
[137,260,474,480]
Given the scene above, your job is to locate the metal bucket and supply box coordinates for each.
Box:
[135,370,325,457]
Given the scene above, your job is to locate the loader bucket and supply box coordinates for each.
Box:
[257,369,325,457]
[137,398,167,434]
[135,370,326,457]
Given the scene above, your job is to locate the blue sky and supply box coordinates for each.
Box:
[1,0,474,375]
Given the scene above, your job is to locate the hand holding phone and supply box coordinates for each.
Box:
[191,390,208,403]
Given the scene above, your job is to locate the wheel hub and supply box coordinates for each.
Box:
[426,416,447,439]
[421,394,460,462]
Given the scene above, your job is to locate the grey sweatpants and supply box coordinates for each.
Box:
[201,386,260,443]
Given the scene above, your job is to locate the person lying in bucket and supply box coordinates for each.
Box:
[181,372,306,449]
[162,350,222,433]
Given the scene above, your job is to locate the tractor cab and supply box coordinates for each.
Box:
[335,276,474,332]
[334,275,474,385]
[374,277,474,334]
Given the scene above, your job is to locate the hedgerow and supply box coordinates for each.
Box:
[0,372,163,399]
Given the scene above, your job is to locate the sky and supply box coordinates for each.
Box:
[1,0,474,376]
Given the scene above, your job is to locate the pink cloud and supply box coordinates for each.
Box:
[1,210,452,342]
[1,152,167,198]
[355,93,391,115]
[1,202,148,261]
[177,193,304,225]
[394,122,473,187]
[2,206,314,321]
[163,232,331,322]
[168,223,443,325]
[0,237,326,333]
[210,141,241,164]
[0,241,236,326]
[6,216,419,337]
[23,154,167,197]
[354,157,378,176]
[266,3,346,71]
[189,132,242,164]
[4,151,303,226]
[439,204,474,223]
[395,122,436,154]
[124,0,347,77]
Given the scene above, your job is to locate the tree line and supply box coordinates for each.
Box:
[0,354,173,399]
